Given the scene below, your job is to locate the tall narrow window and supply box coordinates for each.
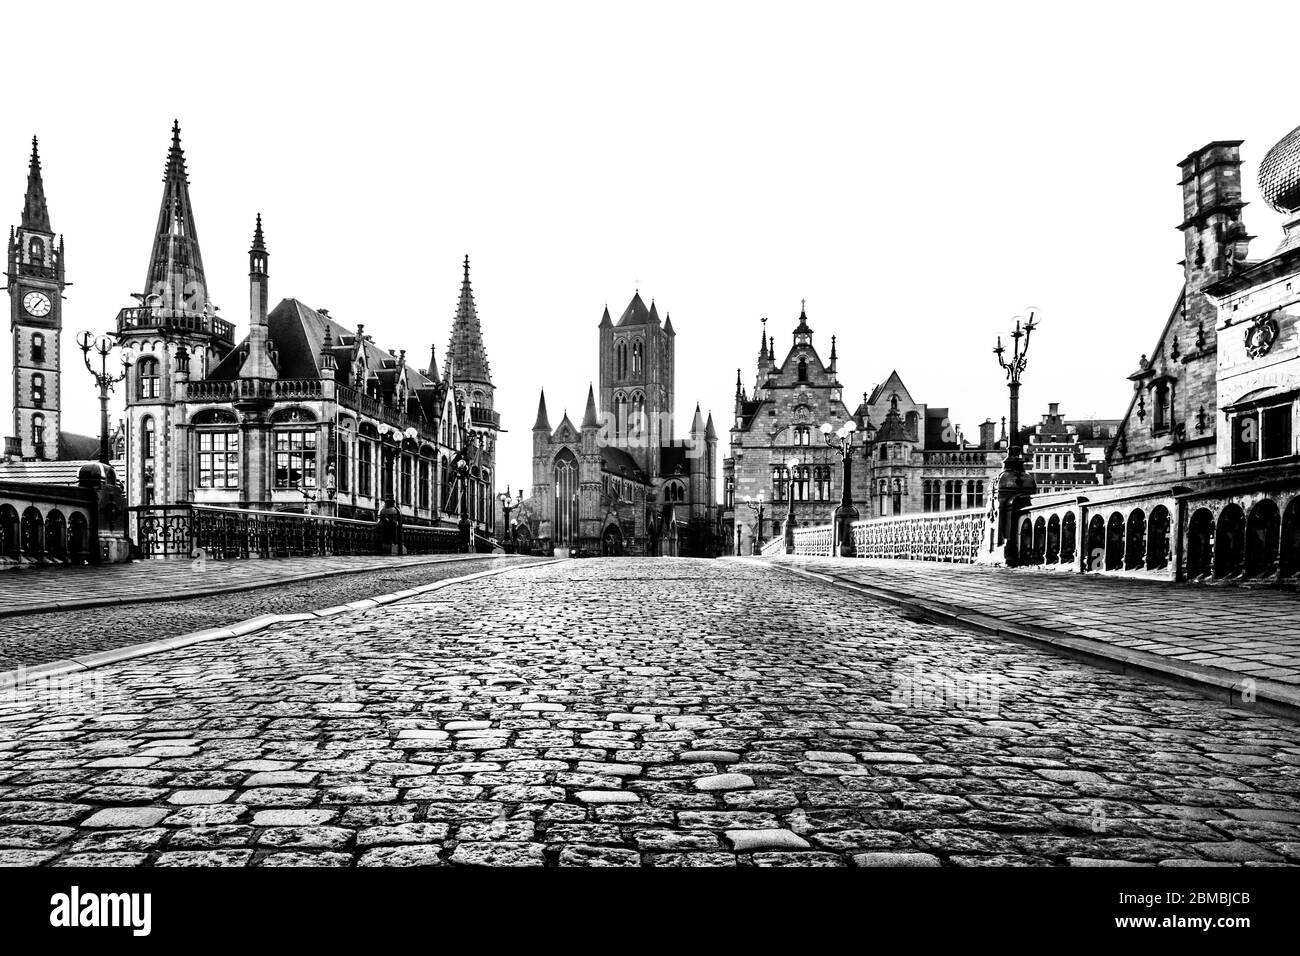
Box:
[1153,381,1172,432]
[400,453,413,505]
[337,434,352,493]
[554,450,578,545]
[31,413,45,452]
[138,358,160,400]
[358,440,374,497]
[798,358,808,382]
[632,340,643,375]
[30,333,45,365]
[31,373,44,407]
[419,459,430,509]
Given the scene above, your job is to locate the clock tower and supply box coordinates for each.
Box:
[6,137,66,460]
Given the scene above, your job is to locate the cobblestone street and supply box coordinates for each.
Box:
[1,558,1298,867]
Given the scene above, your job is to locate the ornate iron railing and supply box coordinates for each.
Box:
[129,504,462,559]
[783,507,988,564]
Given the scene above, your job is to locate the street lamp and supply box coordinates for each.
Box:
[783,455,801,554]
[821,418,858,557]
[76,331,135,465]
[992,307,1040,562]
[497,485,523,553]
[740,492,766,553]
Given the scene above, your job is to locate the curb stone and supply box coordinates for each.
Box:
[0,557,557,690]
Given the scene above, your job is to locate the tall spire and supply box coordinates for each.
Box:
[533,389,551,431]
[443,254,492,384]
[21,136,51,233]
[582,383,600,429]
[425,343,441,383]
[143,120,207,310]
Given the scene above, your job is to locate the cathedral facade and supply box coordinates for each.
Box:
[723,305,1004,554]
[523,293,718,556]
[114,124,500,535]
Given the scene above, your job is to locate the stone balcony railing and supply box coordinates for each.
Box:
[116,306,235,345]
[775,507,991,564]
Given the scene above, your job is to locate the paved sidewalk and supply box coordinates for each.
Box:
[764,555,1300,701]
[0,553,504,618]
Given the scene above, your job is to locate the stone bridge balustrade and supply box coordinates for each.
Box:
[0,481,99,568]
[781,507,990,564]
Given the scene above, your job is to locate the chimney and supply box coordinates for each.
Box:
[979,419,995,449]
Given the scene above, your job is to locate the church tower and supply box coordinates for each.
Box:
[117,121,233,506]
[7,137,66,460]
[443,256,499,522]
[598,291,675,478]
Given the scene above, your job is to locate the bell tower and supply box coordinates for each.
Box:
[7,137,66,460]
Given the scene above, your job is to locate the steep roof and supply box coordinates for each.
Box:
[533,390,551,430]
[582,384,600,428]
[867,370,915,407]
[443,255,492,385]
[616,292,653,327]
[142,121,207,303]
[21,136,51,233]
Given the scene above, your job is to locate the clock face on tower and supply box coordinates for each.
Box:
[22,291,52,317]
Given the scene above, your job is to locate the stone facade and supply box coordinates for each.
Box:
[723,306,1003,554]
[1019,403,1119,494]
[115,124,499,537]
[524,293,718,556]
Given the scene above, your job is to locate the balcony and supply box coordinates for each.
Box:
[470,407,501,428]
[273,379,325,401]
[116,306,235,345]
[185,380,235,403]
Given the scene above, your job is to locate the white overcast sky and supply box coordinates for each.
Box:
[4,0,1300,492]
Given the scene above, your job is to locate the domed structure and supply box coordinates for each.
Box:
[1258,122,1300,214]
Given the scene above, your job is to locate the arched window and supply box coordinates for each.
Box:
[554,449,579,545]
[724,476,735,508]
[617,342,628,378]
[138,358,160,400]
[141,416,157,504]
[771,465,789,501]
[28,237,43,264]
[794,425,811,446]
[793,466,810,501]
[797,358,808,382]
[878,479,888,516]
[813,466,830,501]
[891,479,903,515]
[1153,380,1172,433]
[31,413,45,451]
[31,373,44,407]
[630,392,646,438]
[613,392,628,440]
[632,340,643,375]
[30,333,45,365]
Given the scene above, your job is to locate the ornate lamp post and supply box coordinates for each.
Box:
[740,492,766,553]
[783,455,801,554]
[992,308,1040,562]
[76,331,135,465]
[821,418,858,557]
[498,485,523,553]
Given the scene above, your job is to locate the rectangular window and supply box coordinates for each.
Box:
[274,429,317,489]
[400,454,413,505]
[1263,405,1292,461]
[358,439,373,497]
[338,437,351,493]
[419,460,430,509]
[197,431,240,489]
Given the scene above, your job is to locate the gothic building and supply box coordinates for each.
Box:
[116,123,499,534]
[723,305,1003,554]
[523,292,718,556]
[3,137,101,474]
[1107,141,1252,481]
[1017,403,1118,494]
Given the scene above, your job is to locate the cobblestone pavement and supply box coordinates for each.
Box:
[0,557,1298,868]
[770,556,1300,687]
[0,552,499,618]
[0,557,536,671]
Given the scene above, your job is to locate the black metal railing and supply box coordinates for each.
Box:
[116,306,235,344]
[129,504,463,559]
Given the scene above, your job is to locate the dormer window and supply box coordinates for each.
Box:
[1152,379,1173,434]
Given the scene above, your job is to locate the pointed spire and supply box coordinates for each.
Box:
[582,383,600,429]
[690,402,705,436]
[759,317,768,360]
[599,304,613,329]
[830,334,837,363]
[735,368,743,399]
[425,343,441,383]
[705,412,717,441]
[251,212,266,253]
[21,136,51,233]
[444,254,492,385]
[143,120,207,310]
[533,390,551,431]
[664,312,675,336]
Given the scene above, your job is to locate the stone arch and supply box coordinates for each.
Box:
[1046,514,1061,565]
[1125,508,1146,571]
[1018,517,1033,563]
[1085,514,1105,571]
[1281,497,1300,579]
[20,507,44,561]
[1147,505,1171,571]
[601,521,624,556]
[1060,512,1077,565]
[1032,516,1047,565]
[1186,508,1215,579]
[1245,498,1281,580]
[0,505,19,559]
[1105,512,1124,571]
[68,512,91,564]
[1214,503,1246,579]
[45,509,68,561]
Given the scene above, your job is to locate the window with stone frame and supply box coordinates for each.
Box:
[923,480,940,512]
[1231,400,1294,465]
[31,373,44,407]
[358,439,374,497]
[138,358,160,400]
[813,466,830,501]
[418,459,430,509]
[1152,380,1173,433]
[275,429,318,490]
[197,430,240,489]
[771,465,789,501]
[31,333,45,365]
